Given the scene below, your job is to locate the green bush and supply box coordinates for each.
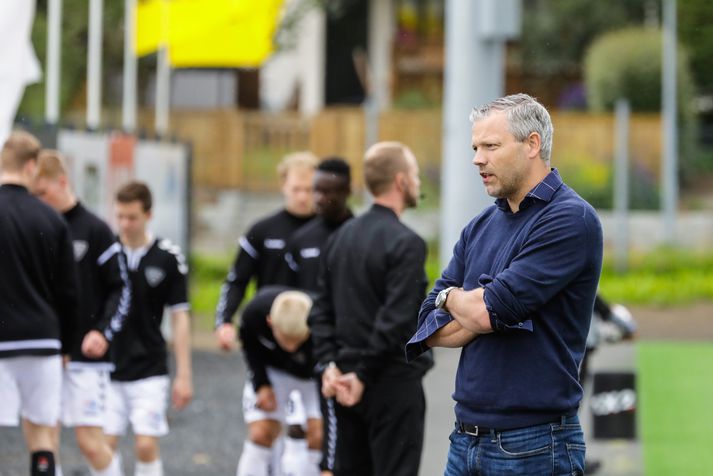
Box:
[599,247,713,305]
[584,27,695,116]
[558,159,660,210]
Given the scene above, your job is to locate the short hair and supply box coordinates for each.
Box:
[317,157,351,181]
[364,141,412,196]
[1,130,41,172]
[116,181,152,212]
[469,93,554,163]
[276,151,318,182]
[35,150,70,180]
[269,291,313,339]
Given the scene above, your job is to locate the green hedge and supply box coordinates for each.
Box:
[584,27,695,115]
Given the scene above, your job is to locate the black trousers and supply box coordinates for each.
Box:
[331,377,425,476]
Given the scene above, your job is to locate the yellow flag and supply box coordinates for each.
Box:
[135,0,162,57]
[135,0,284,68]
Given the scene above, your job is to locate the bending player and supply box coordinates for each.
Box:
[33,150,130,476]
[236,286,322,476]
[105,182,193,476]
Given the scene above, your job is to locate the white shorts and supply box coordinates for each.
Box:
[243,367,320,425]
[0,355,62,427]
[104,375,169,437]
[61,365,110,427]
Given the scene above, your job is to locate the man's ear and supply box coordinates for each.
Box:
[395,172,407,191]
[266,315,273,328]
[526,132,542,160]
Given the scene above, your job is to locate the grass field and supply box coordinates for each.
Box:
[190,247,713,329]
[638,342,713,475]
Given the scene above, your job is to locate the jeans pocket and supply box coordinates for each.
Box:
[486,430,553,475]
[497,431,552,457]
[566,443,586,476]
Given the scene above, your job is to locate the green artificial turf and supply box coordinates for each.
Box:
[638,342,713,475]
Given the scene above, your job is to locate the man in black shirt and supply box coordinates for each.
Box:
[235,286,321,476]
[33,150,130,476]
[282,157,352,473]
[285,157,353,291]
[215,151,318,351]
[104,182,193,476]
[309,141,433,475]
[0,131,79,476]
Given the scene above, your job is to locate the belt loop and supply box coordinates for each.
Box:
[560,415,566,425]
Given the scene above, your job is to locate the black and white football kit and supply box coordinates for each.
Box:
[60,202,131,427]
[105,236,189,438]
[64,202,130,366]
[284,212,353,291]
[111,236,189,382]
[239,286,320,425]
[215,209,313,327]
[0,183,80,427]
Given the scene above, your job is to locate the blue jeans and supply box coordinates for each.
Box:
[444,415,585,476]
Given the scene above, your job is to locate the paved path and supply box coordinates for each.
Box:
[0,342,642,475]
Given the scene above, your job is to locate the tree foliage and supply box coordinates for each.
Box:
[584,27,695,114]
[519,0,649,76]
[678,0,713,96]
[18,1,138,122]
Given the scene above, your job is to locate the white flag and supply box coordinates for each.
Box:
[0,0,41,147]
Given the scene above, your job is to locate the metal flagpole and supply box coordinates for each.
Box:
[122,0,137,132]
[87,0,103,130]
[155,0,170,137]
[661,0,678,243]
[45,0,62,125]
[614,99,630,272]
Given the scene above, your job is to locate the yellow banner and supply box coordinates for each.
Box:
[135,0,284,68]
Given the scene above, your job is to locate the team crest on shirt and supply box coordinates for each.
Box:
[73,240,89,262]
[145,266,166,287]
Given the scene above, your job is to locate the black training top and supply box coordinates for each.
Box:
[309,204,433,384]
[284,212,353,291]
[111,237,189,382]
[63,202,131,367]
[240,285,314,391]
[215,208,313,326]
[0,184,79,358]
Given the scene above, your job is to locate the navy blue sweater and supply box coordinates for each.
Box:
[407,170,603,429]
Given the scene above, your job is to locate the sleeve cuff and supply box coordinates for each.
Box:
[483,288,533,333]
[170,303,191,313]
[405,309,454,362]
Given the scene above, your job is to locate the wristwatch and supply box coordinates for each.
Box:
[435,286,457,310]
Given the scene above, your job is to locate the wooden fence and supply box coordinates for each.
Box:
[135,108,663,192]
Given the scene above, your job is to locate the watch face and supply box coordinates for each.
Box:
[435,290,446,308]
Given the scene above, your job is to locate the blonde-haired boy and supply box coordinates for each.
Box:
[235,286,321,476]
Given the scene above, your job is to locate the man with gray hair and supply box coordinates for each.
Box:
[406,94,603,475]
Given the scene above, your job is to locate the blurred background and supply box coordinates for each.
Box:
[2,0,713,474]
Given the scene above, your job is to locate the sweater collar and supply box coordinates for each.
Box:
[495,168,563,212]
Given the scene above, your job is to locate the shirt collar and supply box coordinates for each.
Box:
[495,168,563,212]
[371,203,398,218]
